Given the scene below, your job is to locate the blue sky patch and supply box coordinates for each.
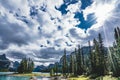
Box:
[64,0,79,5]
[55,4,68,15]
[81,0,93,9]
[74,11,96,30]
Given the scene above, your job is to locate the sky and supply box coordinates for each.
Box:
[0,0,120,66]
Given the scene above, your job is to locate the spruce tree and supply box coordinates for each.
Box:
[91,38,99,75]
[77,45,85,75]
[17,58,34,73]
[62,48,67,77]
[88,41,93,74]
[90,34,106,76]
[98,33,106,75]
[69,54,72,74]
[74,48,77,76]
[112,27,120,76]
[50,68,55,76]
[69,54,75,76]
[81,46,85,73]
[77,45,83,75]
[55,62,58,76]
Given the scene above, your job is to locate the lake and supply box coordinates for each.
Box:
[0,72,50,80]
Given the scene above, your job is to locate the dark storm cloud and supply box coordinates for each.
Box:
[38,47,63,59]
[0,18,31,49]
[6,51,26,59]
[69,28,84,39]
[33,47,71,60]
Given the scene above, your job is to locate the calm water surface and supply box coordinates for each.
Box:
[0,72,50,80]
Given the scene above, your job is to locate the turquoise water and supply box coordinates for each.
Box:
[0,76,49,80]
[0,72,50,80]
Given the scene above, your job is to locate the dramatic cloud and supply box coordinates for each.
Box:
[0,0,120,66]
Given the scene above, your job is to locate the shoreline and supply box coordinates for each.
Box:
[68,75,120,80]
[9,72,50,77]
[50,75,120,80]
[1,72,120,80]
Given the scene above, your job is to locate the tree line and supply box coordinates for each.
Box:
[17,58,34,73]
[50,27,120,78]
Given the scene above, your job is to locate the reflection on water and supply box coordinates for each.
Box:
[0,76,29,80]
[0,72,14,75]
[0,72,50,80]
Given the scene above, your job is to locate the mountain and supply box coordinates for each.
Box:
[34,47,92,72]
[33,65,46,72]
[9,61,20,72]
[13,61,19,69]
[60,46,91,62]
[0,54,11,71]
[47,64,55,69]
[0,54,8,60]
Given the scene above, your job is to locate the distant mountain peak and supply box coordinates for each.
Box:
[0,54,8,60]
[0,54,10,69]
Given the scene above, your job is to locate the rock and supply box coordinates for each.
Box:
[30,76,37,80]
[0,54,10,70]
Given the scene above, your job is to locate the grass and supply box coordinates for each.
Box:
[68,75,120,80]
[96,75,119,80]
[68,75,89,80]
[10,72,50,77]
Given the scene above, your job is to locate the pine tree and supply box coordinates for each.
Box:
[69,54,75,76]
[77,45,83,75]
[91,38,100,75]
[28,58,34,73]
[90,34,106,76]
[114,27,120,47]
[91,39,98,74]
[81,47,85,73]
[74,48,77,76]
[117,27,120,35]
[62,48,67,77]
[50,68,55,76]
[88,41,93,74]
[98,33,106,75]
[112,27,120,76]
[55,62,58,76]
[17,58,34,73]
